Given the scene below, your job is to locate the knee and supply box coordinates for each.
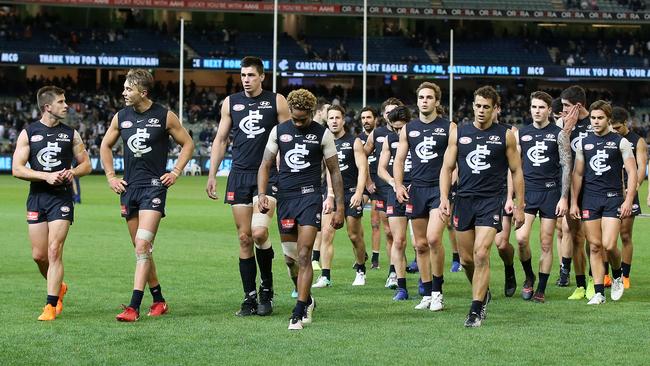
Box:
[474,247,490,266]
[297,247,311,267]
[517,238,529,251]
[47,240,64,260]
[620,232,632,246]
[540,240,553,256]
[347,231,360,244]
[414,241,429,255]
[370,218,380,230]
[134,239,152,255]
[32,251,48,264]
[284,255,296,266]
[252,228,268,244]
[238,232,253,248]
[392,237,406,251]
[459,252,473,266]
[427,237,442,250]
[589,242,602,255]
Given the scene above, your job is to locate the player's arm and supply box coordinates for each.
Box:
[558,130,572,199]
[393,127,409,203]
[276,93,291,122]
[363,130,375,156]
[100,113,127,193]
[438,125,457,218]
[635,138,647,191]
[323,129,344,229]
[67,130,91,180]
[377,139,393,188]
[162,110,195,187]
[570,141,585,219]
[12,130,62,184]
[620,138,637,218]
[206,97,232,199]
[257,126,278,214]
[351,137,367,208]
[506,129,525,228]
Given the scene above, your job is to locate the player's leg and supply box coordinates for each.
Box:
[370,200,381,269]
[125,216,164,315]
[29,222,49,279]
[557,216,573,286]
[347,215,367,285]
[231,205,258,312]
[411,218,431,308]
[602,216,623,300]
[288,225,319,330]
[467,226,497,326]
[584,218,605,304]
[455,230,475,284]
[533,218,557,302]
[37,220,70,321]
[381,210,395,281]
[515,213,536,300]
[252,196,276,315]
[619,216,634,288]
[496,215,516,297]
[566,215,588,299]
[448,223,461,272]
[427,210,447,311]
[389,216,409,300]
[313,212,334,287]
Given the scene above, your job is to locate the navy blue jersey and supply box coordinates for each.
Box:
[229,90,278,173]
[570,116,593,158]
[358,131,369,144]
[26,121,74,193]
[406,117,450,186]
[335,133,359,190]
[580,132,625,196]
[372,126,392,181]
[519,122,562,191]
[276,121,329,197]
[622,130,641,185]
[387,130,412,185]
[118,103,169,188]
[457,122,509,198]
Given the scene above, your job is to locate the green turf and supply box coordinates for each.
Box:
[1,175,649,365]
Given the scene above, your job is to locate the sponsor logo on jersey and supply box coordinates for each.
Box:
[146,118,161,127]
[281,218,295,229]
[121,121,133,129]
[376,200,384,209]
[545,133,555,139]
[582,209,590,219]
[386,206,394,215]
[259,101,272,109]
[341,142,351,148]
[306,134,318,141]
[27,211,39,221]
[58,133,69,139]
[31,135,43,142]
[391,142,399,149]
[606,141,617,147]
[233,104,245,112]
[584,143,594,150]
[459,136,472,144]
[377,136,385,143]
[405,204,413,214]
[521,135,532,142]
[280,134,293,142]
[409,130,421,138]
[227,192,235,201]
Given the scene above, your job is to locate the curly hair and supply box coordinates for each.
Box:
[473,86,499,107]
[287,89,317,111]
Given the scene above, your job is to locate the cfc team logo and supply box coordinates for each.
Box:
[589,150,611,175]
[337,150,349,171]
[415,136,437,163]
[527,141,549,166]
[285,143,310,172]
[571,132,588,152]
[36,142,62,171]
[466,144,491,174]
[240,110,264,138]
[127,128,152,157]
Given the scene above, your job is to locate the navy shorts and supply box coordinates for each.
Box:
[120,186,168,219]
[386,189,409,218]
[277,193,322,234]
[225,171,277,205]
[26,190,74,224]
[374,184,390,213]
[580,193,623,221]
[408,185,440,219]
[453,195,503,232]
[333,189,364,218]
[449,183,458,204]
[631,193,642,216]
[524,190,561,219]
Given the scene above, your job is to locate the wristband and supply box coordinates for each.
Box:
[170,170,179,177]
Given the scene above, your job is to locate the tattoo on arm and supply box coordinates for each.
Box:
[558,131,572,198]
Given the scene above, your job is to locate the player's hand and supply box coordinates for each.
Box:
[570,204,581,220]
[513,207,525,230]
[562,104,579,132]
[58,169,74,184]
[331,207,345,229]
[438,198,450,222]
[108,176,127,194]
[160,172,178,187]
[206,177,218,200]
[258,194,270,214]
[504,198,514,215]
[620,199,633,219]
[44,171,65,185]
[396,185,409,204]
[555,197,568,217]
[349,192,363,209]
[366,180,376,194]
[323,195,334,214]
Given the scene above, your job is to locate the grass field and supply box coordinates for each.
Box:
[1,174,649,365]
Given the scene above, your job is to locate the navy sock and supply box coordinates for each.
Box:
[389,264,396,274]
[422,281,433,294]
[603,262,609,276]
[470,300,483,314]
[594,284,605,296]
[452,252,460,262]
[621,262,631,277]
[576,275,587,288]
[612,267,622,279]
[397,278,407,290]
[371,251,379,262]
[561,257,572,272]
[129,290,144,311]
[322,269,331,280]
[312,250,320,262]
[521,259,535,279]
[46,295,59,307]
[432,275,444,293]
[255,247,274,289]
[293,300,307,318]
[537,272,550,293]
[505,264,515,277]
[239,257,257,295]
[149,284,165,303]
[357,263,366,274]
